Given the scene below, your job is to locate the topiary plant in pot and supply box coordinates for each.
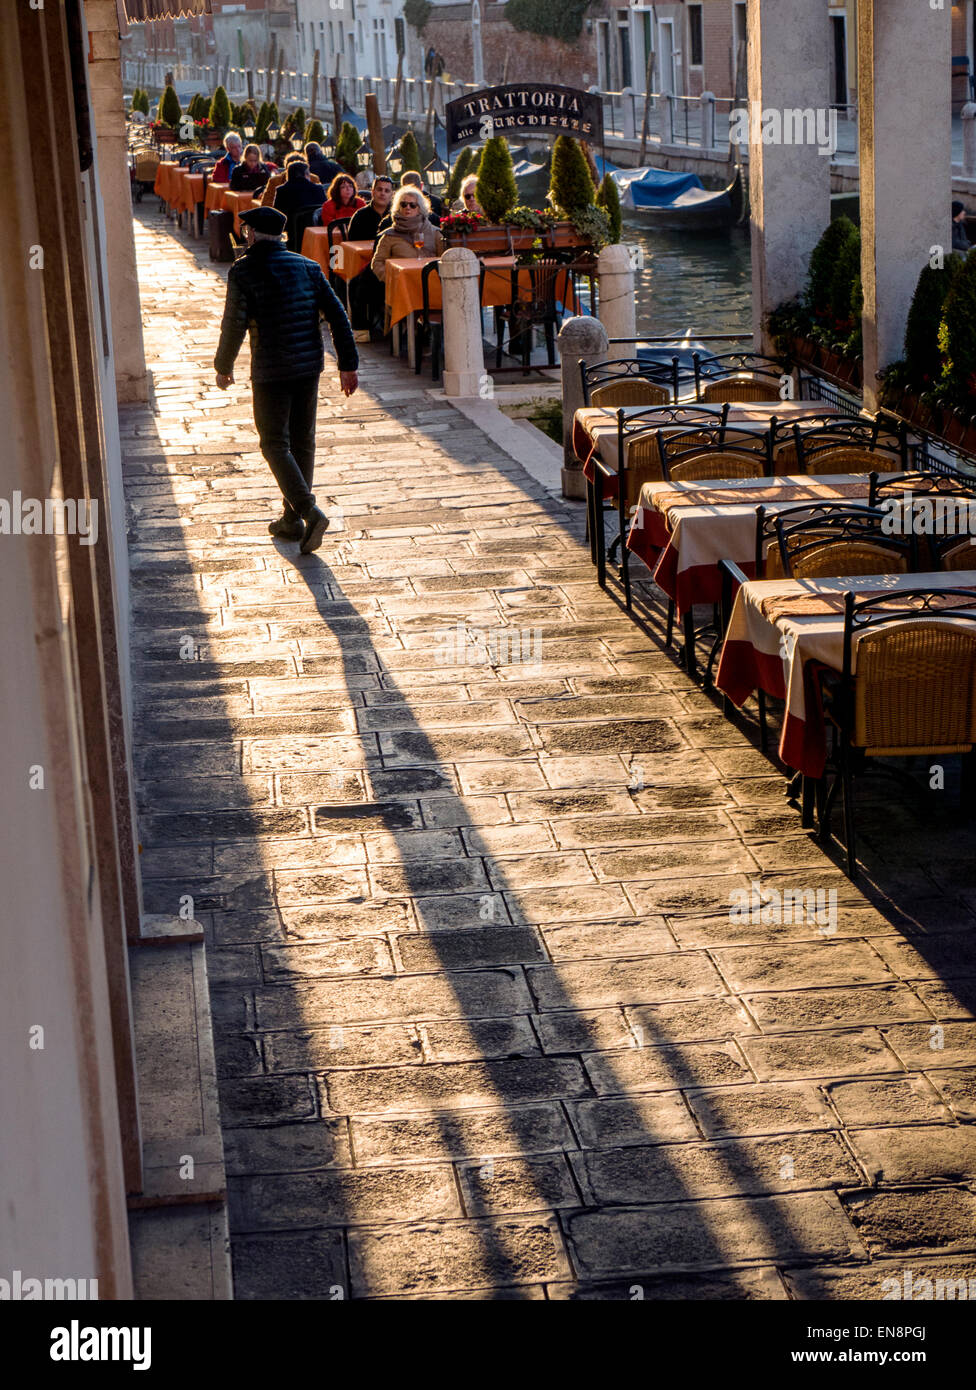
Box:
[476,135,518,224]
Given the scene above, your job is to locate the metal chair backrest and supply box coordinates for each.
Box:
[420,259,442,322]
[581,356,679,406]
[659,424,773,477]
[511,258,563,316]
[775,505,915,578]
[795,417,908,471]
[754,499,874,580]
[693,351,789,402]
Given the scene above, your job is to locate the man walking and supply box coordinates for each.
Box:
[214,205,359,552]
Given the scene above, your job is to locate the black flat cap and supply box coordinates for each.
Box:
[239,206,287,234]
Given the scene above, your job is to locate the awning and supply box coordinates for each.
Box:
[122,0,211,20]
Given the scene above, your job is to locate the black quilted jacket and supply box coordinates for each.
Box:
[214,241,358,384]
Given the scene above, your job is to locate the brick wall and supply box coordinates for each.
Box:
[420,2,599,90]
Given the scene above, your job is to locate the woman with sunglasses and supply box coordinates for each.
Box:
[451,174,484,216]
[370,186,445,283]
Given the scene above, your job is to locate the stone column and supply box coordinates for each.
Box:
[440,247,484,398]
[85,0,148,403]
[596,244,637,342]
[558,315,609,498]
[747,0,832,351]
[962,102,976,179]
[859,0,951,410]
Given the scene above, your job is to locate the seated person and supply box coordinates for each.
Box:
[347,176,395,340]
[229,143,273,193]
[347,175,394,244]
[305,141,342,186]
[212,132,242,185]
[260,152,321,206]
[371,186,445,283]
[271,160,327,248]
[401,169,442,222]
[451,174,483,216]
[314,173,366,227]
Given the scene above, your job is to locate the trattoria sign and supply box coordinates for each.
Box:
[445,84,603,149]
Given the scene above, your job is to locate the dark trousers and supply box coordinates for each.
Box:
[348,269,384,333]
[252,374,319,517]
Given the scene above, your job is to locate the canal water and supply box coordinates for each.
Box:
[627,224,753,339]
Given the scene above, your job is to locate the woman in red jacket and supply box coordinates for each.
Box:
[315,173,365,227]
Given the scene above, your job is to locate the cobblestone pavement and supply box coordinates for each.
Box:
[124,201,976,1300]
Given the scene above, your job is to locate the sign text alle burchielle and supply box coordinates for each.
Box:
[446,84,602,148]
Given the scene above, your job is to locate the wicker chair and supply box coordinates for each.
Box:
[775,507,915,580]
[817,590,976,877]
[591,379,670,408]
[664,451,765,484]
[940,539,976,571]
[700,375,783,404]
[803,445,903,476]
[581,356,678,408]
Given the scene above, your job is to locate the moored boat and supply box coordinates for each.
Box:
[612,164,744,233]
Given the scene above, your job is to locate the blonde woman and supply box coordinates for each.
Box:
[371,186,445,282]
[451,174,483,215]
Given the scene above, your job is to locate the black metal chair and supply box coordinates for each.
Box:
[693,351,792,404]
[658,425,774,483]
[288,205,320,255]
[588,403,729,590]
[794,417,909,474]
[774,505,916,580]
[416,260,444,381]
[817,588,976,878]
[581,357,681,408]
[494,258,565,373]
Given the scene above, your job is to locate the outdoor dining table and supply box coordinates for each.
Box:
[715,570,976,778]
[204,181,229,215]
[299,230,374,280]
[573,400,849,493]
[626,472,898,616]
[222,190,254,236]
[385,255,578,328]
[152,160,180,205]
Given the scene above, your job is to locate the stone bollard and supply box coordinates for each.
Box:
[440,247,485,399]
[596,244,637,342]
[557,316,609,499]
[963,103,976,179]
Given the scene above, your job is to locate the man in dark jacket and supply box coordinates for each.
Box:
[304,141,343,186]
[271,160,327,249]
[214,205,359,552]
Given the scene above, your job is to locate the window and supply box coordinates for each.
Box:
[618,20,632,88]
[688,3,703,67]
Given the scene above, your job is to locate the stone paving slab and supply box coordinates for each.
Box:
[126,202,976,1300]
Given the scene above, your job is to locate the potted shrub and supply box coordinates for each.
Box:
[305,118,325,145]
[595,172,622,245]
[476,134,518,224]
[155,83,182,143]
[446,145,476,205]
[399,129,423,175]
[334,121,362,175]
[547,134,607,250]
[208,85,232,137]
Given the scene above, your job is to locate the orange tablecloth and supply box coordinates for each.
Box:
[205,181,229,215]
[300,231,374,280]
[222,190,254,236]
[177,172,205,214]
[385,256,576,326]
[153,161,179,202]
[337,239,375,281]
[165,166,189,210]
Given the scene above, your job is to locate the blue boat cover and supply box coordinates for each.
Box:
[626,168,705,207]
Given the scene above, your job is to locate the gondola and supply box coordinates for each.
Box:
[611,164,744,233]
